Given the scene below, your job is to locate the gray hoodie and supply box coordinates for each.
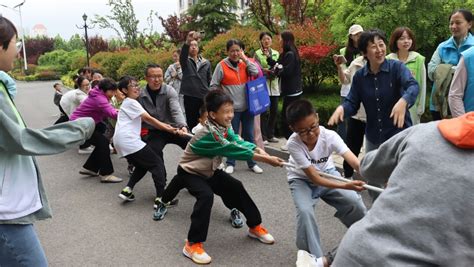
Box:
[333,115,474,266]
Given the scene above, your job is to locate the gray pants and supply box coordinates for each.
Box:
[288,168,367,257]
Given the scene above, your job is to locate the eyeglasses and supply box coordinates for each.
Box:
[128,83,139,88]
[296,124,319,137]
[16,41,23,53]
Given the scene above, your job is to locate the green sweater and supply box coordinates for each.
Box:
[179,120,256,177]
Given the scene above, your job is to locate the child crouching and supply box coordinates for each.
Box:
[154,90,284,264]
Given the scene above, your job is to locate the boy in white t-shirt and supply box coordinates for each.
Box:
[113,76,183,208]
[285,99,367,260]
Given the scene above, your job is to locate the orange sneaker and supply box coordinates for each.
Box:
[248,224,275,244]
[182,240,211,264]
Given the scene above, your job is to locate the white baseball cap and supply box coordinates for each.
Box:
[348,24,364,36]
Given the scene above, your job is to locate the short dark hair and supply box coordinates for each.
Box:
[226,39,242,51]
[118,75,137,92]
[91,80,100,89]
[78,67,92,75]
[389,27,416,52]
[91,68,103,76]
[118,75,137,89]
[144,63,161,77]
[53,83,61,88]
[259,32,272,41]
[0,16,17,50]
[76,76,89,88]
[358,29,387,55]
[286,99,317,126]
[98,78,117,92]
[205,90,233,113]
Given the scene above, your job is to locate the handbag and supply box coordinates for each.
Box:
[246,76,270,116]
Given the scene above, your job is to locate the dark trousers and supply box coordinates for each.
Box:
[184,95,204,130]
[83,125,113,176]
[145,129,191,182]
[281,95,302,139]
[54,104,69,125]
[162,167,262,243]
[260,95,279,140]
[125,145,165,197]
[343,118,366,178]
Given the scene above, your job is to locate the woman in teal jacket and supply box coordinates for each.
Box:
[428,9,474,120]
[0,17,94,266]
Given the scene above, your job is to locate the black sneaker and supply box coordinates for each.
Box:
[229,208,244,228]
[153,197,179,209]
[118,187,135,201]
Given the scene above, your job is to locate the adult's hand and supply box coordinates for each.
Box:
[328,106,344,126]
[344,180,366,192]
[390,98,408,128]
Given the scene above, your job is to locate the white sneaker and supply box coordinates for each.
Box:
[79,167,98,176]
[250,165,263,174]
[263,140,269,145]
[280,144,288,151]
[217,162,225,170]
[248,225,274,244]
[100,175,123,183]
[224,165,234,174]
[109,144,115,154]
[78,146,94,154]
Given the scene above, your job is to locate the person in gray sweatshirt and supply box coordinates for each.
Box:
[332,112,474,266]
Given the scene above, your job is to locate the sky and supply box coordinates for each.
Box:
[0,0,179,39]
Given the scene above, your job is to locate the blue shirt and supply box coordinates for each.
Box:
[342,59,419,145]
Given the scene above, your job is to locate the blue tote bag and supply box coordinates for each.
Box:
[246,76,270,116]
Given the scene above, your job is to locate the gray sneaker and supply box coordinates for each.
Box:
[230,208,244,228]
[153,201,168,221]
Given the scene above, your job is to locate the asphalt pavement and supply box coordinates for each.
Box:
[14,81,371,266]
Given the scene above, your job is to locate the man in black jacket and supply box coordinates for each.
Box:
[180,31,212,129]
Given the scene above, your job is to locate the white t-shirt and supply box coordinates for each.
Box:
[59,89,88,116]
[286,126,349,180]
[113,98,147,157]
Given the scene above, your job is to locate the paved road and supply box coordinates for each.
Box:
[14,81,371,266]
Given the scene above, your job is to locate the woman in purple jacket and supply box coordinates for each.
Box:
[70,78,122,183]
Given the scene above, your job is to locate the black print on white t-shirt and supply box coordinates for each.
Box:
[307,156,329,164]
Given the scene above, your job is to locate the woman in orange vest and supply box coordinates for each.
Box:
[210,39,264,175]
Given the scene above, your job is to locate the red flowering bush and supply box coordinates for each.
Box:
[287,20,338,91]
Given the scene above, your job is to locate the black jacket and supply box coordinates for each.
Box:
[278,50,302,96]
[179,43,212,99]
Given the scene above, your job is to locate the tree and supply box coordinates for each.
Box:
[23,37,55,64]
[247,0,279,33]
[320,0,474,60]
[68,34,86,51]
[89,35,110,56]
[280,0,309,25]
[159,14,193,45]
[93,0,140,48]
[186,0,239,39]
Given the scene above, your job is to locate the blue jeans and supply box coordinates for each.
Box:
[0,224,48,266]
[288,168,367,257]
[226,110,256,168]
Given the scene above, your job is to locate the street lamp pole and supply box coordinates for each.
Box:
[2,1,27,70]
[76,13,91,67]
[15,1,27,71]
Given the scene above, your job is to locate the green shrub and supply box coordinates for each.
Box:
[24,64,37,76]
[38,49,86,75]
[35,70,61,81]
[117,52,157,80]
[24,75,37,82]
[91,51,130,80]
